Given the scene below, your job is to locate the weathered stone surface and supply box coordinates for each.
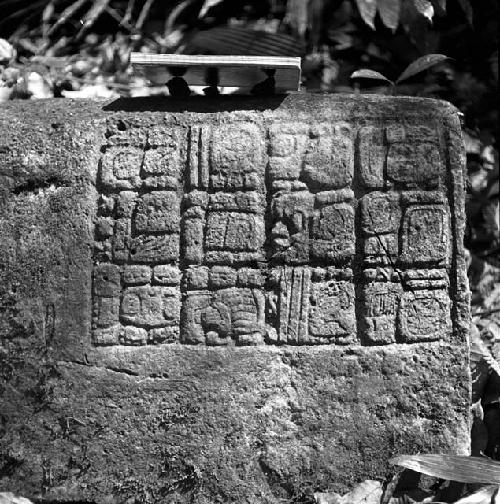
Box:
[0,96,470,503]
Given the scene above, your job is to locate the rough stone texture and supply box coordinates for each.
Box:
[0,96,470,503]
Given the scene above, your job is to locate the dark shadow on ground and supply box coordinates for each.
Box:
[103,94,288,113]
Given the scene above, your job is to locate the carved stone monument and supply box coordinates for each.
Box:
[0,96,470,503]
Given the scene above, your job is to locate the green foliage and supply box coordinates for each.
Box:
[350,53,450,88]
[377,0,400,32]
[390,454,500,484]
[355,0,377,30]
[395,52,449,81]
[353,0,473,31]
[350,68,394,84]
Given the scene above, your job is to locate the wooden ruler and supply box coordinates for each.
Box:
[131,53,301,96]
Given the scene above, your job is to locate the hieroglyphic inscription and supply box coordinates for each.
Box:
[92,120,453,346]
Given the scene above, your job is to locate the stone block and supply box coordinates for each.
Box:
[100,146,143,190]
[120,325,148,345]
[122,265,151,285]
[133,191,180,233]
[111,218,131,262]
[398,289,451,342]
[209,123,264,190]
[387,143,443,187]
[208,266,237,289]
[93,263,120,297]
[153,265,181,285]
[141,146,181,189]
[310,202,355,263]
[181,287,265,345]
[270,191,314,264]
[187,126,209,190]
[205,211,265,255]
[302,123,354,190]
[148,326,179,344]
[271,266,311,343]
[98,194,115,216]
[363,234,399,266]
[93,295,120,327]
[181,211,205,264]
[115,190,138,218]
[0,96,469,502]
[208,191,265,212]
[120,285,180,327]
[360,192,401,235]
[129,234,179,263]
[400,205,449,265]
[92,325,120,345]
[95,217,114,239]
[309,278,356,344]
[237,267,265,287]
[180,291,211,344]
[385,124,406,143]
[105,123,181,148]
[360,282,403,345]
[358,126,385,189]
[268,123,308,180]
[184,266,209,290]
[402,269,449,290]
[315,188,354,206]
[184,190,208,209]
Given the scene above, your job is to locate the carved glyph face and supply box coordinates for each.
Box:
[93,120,452,346]
[270,191,313,263]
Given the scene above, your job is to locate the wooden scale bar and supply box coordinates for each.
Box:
[131,53,302,96]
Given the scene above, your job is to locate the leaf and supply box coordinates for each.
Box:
[122,0,135,26]
[23,71,53,99]
[42,1,54,27]
[198,0,225,18]
[285,0,310,38]
[47,0,89,36]
[350,69,394,84]
[314,492,342,504]
[186,27,304,57]
[0,0,47,31]
[338,480,383,503]
[355,0,377,30]
[78,0,111,36]
[309,0,325,50]
[164,0,196,38]
[396,53,449,82]
[454,486,500,503]
[399,0,438,53]
[431,0,446,14]
[0,491,34,504]
[378,0,400,31]
[0,38,15,62]
[61,85,118,99]
[136,0,155,30]
[456,0,473,25]
[329,31,354,51]
[471,320,500,377]
[412,0,434,21]
[390,455,500,484]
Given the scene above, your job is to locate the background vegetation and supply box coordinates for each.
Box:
[0,1,498,501]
